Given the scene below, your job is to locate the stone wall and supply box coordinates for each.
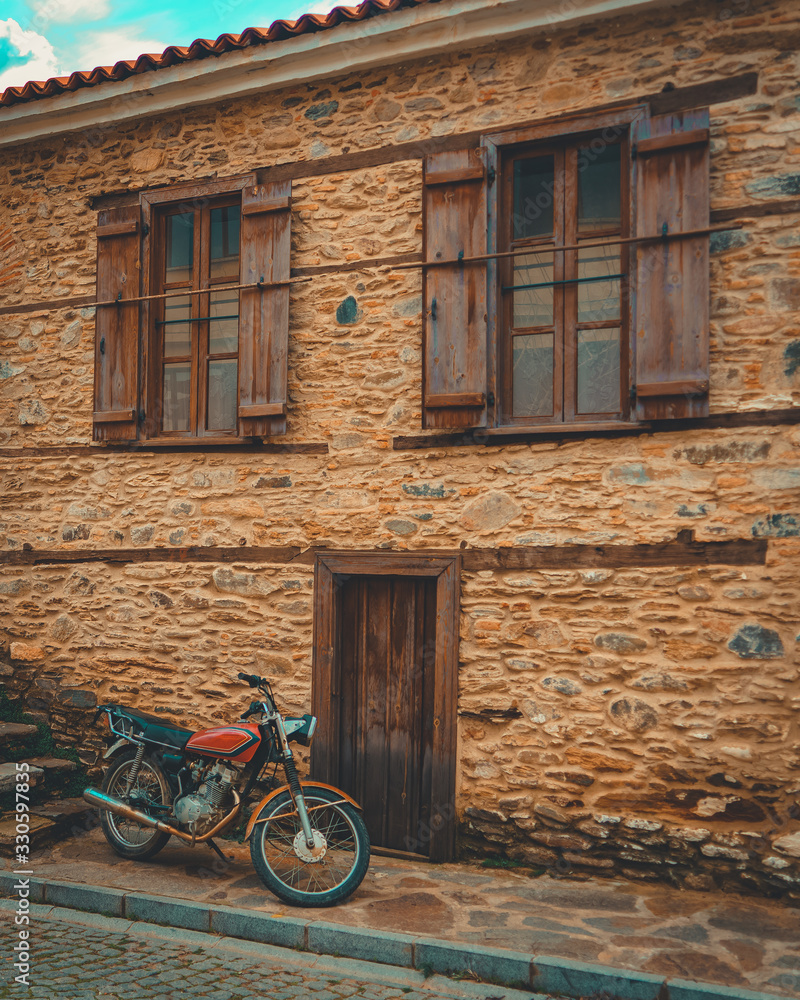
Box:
[1,0,799,896]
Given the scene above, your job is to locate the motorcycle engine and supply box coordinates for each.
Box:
[173,762,238,836]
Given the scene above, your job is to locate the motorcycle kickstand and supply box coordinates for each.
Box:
[207,838,234,863]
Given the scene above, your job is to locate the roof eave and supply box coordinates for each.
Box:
[0,0,679,150]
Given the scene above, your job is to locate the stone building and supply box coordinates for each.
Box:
[1,0,799,896]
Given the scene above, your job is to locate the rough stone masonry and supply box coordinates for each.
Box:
[1,0,799,899]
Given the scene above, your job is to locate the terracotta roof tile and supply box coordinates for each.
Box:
[1,0,434,109]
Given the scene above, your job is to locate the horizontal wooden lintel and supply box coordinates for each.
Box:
[0,442,328,457]
[461,537,767,571]
[481,420,645,437]
[425,392,486,409]
[636,378,709,397]
[89,73,757,208]
[92,408,136,423]
[239,402,288,418]
[636,128,709,155]
[0,537,768,570]
[393,407,800,449]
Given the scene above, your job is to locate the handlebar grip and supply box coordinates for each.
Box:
[238,672,261,688]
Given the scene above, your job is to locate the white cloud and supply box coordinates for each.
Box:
[285,1,337,20]
[26,0,111,28]
[0,18,60,91]
[76,29,170,70]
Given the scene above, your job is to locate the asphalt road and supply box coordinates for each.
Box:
[0,910,541,1000]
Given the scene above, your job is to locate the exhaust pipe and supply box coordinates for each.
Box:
[83,787,240,844]
[84,788,175,834]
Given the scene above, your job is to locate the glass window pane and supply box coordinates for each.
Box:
[210,206,240,280]
[578,247,621,322]
[209,291,239,355]
[207,360,238,431]
[162,363,191,431]
[163,295,192,357]
[513,333,553,418]
[165,213,194,283]
[577,142,621,233]
[577,327,620,414]
[513,252,553,328]
[512,156,554,241]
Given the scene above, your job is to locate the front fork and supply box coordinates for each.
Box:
[274,715,315,848]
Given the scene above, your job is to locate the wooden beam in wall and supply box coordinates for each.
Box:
[0,536,768,569]
[392,407,800,450]
[89,73,758,210]
[0,442,328,457]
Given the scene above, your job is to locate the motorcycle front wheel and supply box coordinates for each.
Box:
[250,786,370,907]
[99,748,172,861]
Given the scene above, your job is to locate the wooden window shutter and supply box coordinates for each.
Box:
[423,149,488,429]
[631,109,710,419]
[238,180,291,437]
[93,205,141,441]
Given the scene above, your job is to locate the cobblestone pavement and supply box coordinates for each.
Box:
[0,911,539,1000]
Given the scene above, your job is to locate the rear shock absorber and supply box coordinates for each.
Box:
[123,743,146,797]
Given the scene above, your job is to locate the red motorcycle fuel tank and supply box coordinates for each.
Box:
[185,724,262,763]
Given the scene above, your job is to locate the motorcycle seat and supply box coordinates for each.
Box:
[107,705,194,751]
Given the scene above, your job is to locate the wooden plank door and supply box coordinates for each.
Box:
[312,552,460,862]
[337,574,436,855]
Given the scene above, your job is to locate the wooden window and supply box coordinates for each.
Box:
[421,108,710,431]
[151,196,242,438]
[93,175,291,443]
[499,134,629,424]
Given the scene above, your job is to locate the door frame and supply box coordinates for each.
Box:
[311,551,460,862]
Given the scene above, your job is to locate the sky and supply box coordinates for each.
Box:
[0,0,333,92]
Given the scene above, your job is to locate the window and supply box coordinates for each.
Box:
[93,176,292,444]
[500,136,628,424]
[154,198,242,437]
[421,107,711,432]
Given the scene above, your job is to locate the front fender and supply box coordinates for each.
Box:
[245,781,362,840]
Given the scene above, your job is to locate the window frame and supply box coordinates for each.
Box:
[140,173,256,442]
[484,107,647,430]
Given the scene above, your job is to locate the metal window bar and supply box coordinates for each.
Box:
[156,314,240,326]
[397,221,741,271]
[503,272,626,293]
[96,275,312,309]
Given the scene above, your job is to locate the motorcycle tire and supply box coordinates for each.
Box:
[99,748,172,861]
[250,785,370,907]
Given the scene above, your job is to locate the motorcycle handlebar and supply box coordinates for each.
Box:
[238,672,261,688]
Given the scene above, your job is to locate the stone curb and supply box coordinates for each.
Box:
[0,872,787,1000]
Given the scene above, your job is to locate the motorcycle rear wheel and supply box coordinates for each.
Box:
[250,786,370,907]
[100,748,172,861]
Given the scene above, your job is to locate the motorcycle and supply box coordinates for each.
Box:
[83,672,370,907]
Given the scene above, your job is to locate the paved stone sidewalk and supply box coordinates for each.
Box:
[0,910,539,1000]
[17,826,800,998]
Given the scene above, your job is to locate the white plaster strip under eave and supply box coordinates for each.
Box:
[0,0,680,149]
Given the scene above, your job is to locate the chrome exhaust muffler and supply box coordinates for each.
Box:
[84,787,175,834]
[83,787,240,844]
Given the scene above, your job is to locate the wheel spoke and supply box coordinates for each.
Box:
[255,794,366,898]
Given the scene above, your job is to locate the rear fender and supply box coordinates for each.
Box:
[245,781,362,840]
[103,738,134,760]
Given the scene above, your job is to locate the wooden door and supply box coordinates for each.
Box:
[337,574,436,855]
[312,553,459,861]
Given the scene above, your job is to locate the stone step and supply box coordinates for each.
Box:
[0,762,44,793]
[28,756,77,774]
[0,798,94,857]
[0,722,38,744]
